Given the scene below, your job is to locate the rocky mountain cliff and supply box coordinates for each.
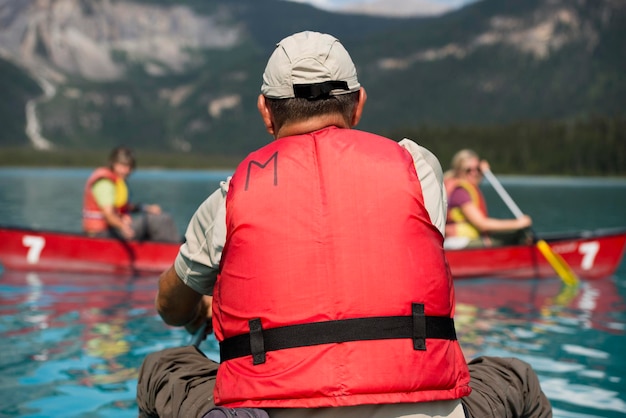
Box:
[0,0,241,81]
[1,0,624,156]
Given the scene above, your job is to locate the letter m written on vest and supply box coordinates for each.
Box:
[245,152,278,191]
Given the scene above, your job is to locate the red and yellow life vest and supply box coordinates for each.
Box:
[82,167,130,234]
[444,177,488,240]
[213,126,470,408]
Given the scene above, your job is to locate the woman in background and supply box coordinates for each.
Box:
[443,149,532,249]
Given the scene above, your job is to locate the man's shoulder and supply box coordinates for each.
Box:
[398,138,437,163]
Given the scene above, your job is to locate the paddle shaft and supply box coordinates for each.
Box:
[189,321,208,348]
[482,167,579,286]
[481,168,524,219]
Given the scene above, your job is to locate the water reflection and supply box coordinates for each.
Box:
[455,276,626,416]
[3,269,624,417]
[0,270,168,417]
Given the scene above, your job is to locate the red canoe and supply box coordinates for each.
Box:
[0,225,625,279]
[0,226,179,275]
[445,228,626,280]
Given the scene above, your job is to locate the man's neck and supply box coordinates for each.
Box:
[274,114,351,139]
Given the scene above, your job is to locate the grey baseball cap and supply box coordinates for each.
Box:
[261,31,361,100]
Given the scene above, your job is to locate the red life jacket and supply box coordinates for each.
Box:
[82,167,129,234]
[214,127,470,408]
[444,177,488,239]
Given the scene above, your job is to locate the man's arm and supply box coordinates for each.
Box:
[156,266,203,326]
[156,266,215,335]
[155,179,230,333]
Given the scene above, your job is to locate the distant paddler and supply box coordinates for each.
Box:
[443,149,533,249]
[82,146,180,242]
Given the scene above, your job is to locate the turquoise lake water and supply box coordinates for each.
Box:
[1,168,625,417]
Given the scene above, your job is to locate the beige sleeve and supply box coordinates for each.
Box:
[174,178,230,295]
[398,138,447,235]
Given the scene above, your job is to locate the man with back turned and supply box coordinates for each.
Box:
[137,31,552,418]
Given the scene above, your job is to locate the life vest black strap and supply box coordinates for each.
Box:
[220,303,457,365]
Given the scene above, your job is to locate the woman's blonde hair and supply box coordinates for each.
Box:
[450,149,478,176]
[445,149,479,179]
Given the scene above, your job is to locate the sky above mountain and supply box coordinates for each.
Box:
[283,0,477,17]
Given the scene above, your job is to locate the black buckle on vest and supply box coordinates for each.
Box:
[413,303,426,350]
[249,318,265,365]
[220,305,456,365]
[293,80,349,99]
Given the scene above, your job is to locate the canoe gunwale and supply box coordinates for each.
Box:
[1,225,625,280]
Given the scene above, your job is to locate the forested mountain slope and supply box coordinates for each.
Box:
[0,0,623,173]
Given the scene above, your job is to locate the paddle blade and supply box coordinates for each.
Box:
[536,239,579,286]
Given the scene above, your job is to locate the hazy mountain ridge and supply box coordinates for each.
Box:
[355,0,625,130]
[0,0,623,156]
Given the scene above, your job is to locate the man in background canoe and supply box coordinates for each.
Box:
[82,146,180,242]
[137,31,552,417]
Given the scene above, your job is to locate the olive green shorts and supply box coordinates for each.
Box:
[137,348,552,418]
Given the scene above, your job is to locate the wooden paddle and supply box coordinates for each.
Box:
[482,168,579,287]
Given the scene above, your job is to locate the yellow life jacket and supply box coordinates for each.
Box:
[444,178,487,240]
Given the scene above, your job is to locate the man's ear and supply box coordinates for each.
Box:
[351,87,367,127]
[257,94,275,136]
